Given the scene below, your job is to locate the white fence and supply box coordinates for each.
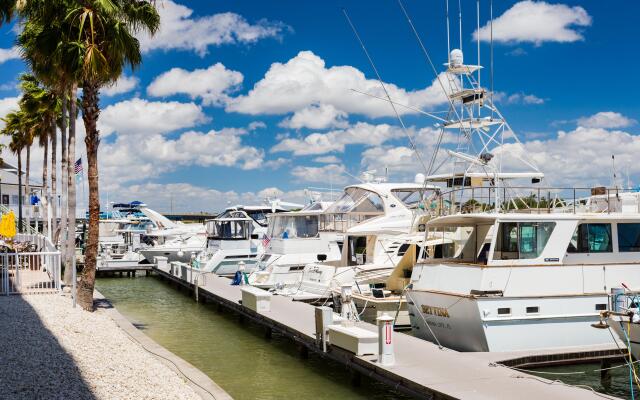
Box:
[0,234,61,295]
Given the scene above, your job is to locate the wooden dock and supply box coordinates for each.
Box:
[154,263,620,400]
[96,263,154,278]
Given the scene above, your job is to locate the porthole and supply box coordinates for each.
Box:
[497,307,511,315]
[526,306,539,314]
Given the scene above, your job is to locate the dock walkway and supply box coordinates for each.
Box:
[156,263,618,400]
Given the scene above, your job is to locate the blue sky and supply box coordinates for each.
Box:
[0,1,638,212]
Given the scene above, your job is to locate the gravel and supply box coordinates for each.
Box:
[0,294,201,400]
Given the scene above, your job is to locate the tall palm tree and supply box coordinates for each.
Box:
[2,111,29,232]
[67,0,160,310]
[0,0,14,25]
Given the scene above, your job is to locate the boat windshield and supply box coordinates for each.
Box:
[320,188,384,232]
[206,220,252,240]
[392,188,437,209]
[268,215,319,239]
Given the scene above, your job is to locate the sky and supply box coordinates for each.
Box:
[0,0,638,213]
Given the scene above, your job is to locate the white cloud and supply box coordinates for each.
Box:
[140,1,288,56]
[291,164,348,184]
[313,155,341,164]
[271,122,406,156]
[248,121,266,131]
[494,91,545,105]
[100,182,310,213]
[474,1,591,45]
[227,50,449,118]
[279,104,348,130]
[99,98,209,137]
[361,146,417,174]
[101,75,139,96]
[497,127,640,187]
[0,96,19,127]
[0,47,20,64]
[577,112,636,129]
[147,63,243,106]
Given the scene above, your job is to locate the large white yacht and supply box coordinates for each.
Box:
[408,191,640,352]
[248,201,343,289]
[275,180,440,301]
[186,205,288,277]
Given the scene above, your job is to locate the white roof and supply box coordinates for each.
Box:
[427,211,640,227]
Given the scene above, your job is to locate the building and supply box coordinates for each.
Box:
[0,160,44,222]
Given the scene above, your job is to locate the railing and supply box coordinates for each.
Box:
[0,233,61,295]
[431,185,637,216]
[318,212,383,232]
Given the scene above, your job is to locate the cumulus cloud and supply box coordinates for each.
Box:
[99,98,209,137]
[100,182,310,213]
[474,1,591,45]
[291,164,348,184]
[313,155,341,164]
[0,96,19,127]
[494,91,545,105]
[577,112,636,129]
[226,51,449,118]
[496,127,640,187]
[279,104,348,130]
[147,63,243,105]
[248,121,266,131]
[0,47,20,64]
[101,75,140,96]
[140,1,288,56]
[271,122,407,156]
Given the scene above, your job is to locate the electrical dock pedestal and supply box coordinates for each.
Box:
[154,261,621,400]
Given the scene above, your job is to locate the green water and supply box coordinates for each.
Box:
[532,362,636,400]
[96,275,410,400]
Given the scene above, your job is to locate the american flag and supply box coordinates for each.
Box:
[262,234,270,248]
[74,158,83,175]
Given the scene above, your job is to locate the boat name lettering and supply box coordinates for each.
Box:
[421,305,450,318]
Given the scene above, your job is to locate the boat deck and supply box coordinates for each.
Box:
[155,263,619,400]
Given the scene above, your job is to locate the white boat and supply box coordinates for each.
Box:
[187,205,289,277]
[275,180,440,301]
[408,193,640,352]
[248,201,343,289]
[594,289,640,360]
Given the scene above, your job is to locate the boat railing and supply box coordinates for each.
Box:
[432,185,639,216]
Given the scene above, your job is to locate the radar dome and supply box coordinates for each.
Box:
[414,173,426,184]
[450,49,463,67]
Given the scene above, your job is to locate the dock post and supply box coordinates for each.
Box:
[315,306,333,352]
[377,314,395,366]
[600,359,612,389]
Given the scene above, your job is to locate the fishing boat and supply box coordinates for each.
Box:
[274,179,441,302]
[247,201,343,289]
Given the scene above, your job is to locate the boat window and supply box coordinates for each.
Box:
[391,189,437,209]
[206,220,251,240]
[567,223,612,253]
[348,236,368,266]
[397,243,411,256]
[268,215,319,239]
[495,222,555,260]
[246,210,268,226]
[617,223,640,252]
[325,187,385,214]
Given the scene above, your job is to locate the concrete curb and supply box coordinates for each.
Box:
[94,290,233,400]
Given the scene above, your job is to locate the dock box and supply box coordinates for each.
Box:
[241,286,273,313]
[328,325,378,356]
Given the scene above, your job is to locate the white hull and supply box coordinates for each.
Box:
[139,247,201,263]
[407,290,614,352]
[609,318,640,359]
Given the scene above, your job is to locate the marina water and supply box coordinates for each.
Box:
[97,275,410,400]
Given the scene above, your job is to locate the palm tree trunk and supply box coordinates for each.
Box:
[78,81,100,311]
[17,150,22,233]
[50,119,57,237]
[60,95,70,285]
[66,85,77,278]
[25,144,30,232]
[41,136,48,236]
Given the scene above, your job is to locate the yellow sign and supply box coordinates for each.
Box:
[0,211,16,238]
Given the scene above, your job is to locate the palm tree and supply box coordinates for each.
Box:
[2,111,29,232]
[0,0,14,25]
[67,0,160,310]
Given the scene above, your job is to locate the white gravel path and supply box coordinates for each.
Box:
[0,294,201,400]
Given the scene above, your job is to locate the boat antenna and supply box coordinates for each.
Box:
[446,0,451,65]
[612,155,618,189]
[342,8,429,175]
[458,0,463,51]
[490,0,494,119]
[396,0,465,175]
